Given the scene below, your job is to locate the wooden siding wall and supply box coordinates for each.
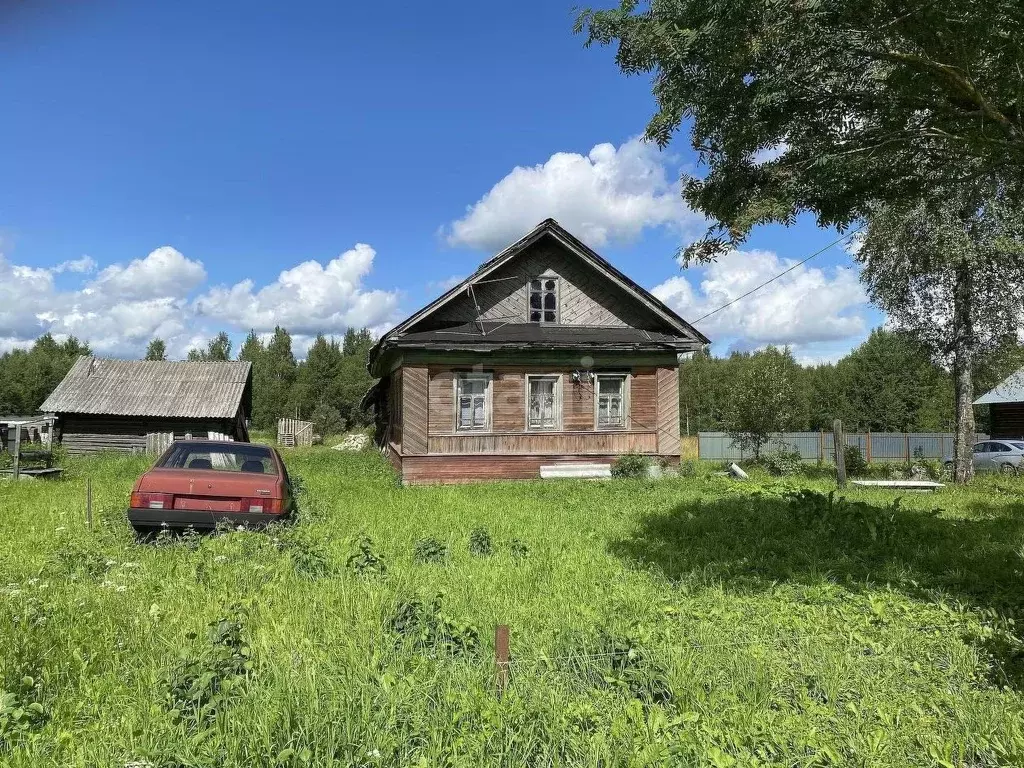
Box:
[427,241,653,330]
[59,415,237,455]
[656,367,681,456]
[427,431,658,456]
[426,366,659,436]
[402,366,429,455]
[990,404,1024,438]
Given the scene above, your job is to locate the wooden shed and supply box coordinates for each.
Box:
[40,357,252,454]
[976,369,1024,439]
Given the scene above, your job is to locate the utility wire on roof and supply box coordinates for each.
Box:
[692,225,866,325]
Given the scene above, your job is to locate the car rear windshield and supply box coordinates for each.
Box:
[156,443,278,475]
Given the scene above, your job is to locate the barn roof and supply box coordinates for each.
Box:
[975,369,1024,405]
[40,357,252,419]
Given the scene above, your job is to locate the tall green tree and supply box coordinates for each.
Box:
[724,346,798,460]
[238,330,273,429]
[833,329,950,432]
[856,188,1024,481]
[187,331,232,362]
[0,334,90,414]
[576,1,1024,261]
[144,338,167,361]
[264,326,298,422]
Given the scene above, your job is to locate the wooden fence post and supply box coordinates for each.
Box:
[833,420,847,489]
[819,430,825,463]
[905,433,911,464]
[866,430,872,464]
[86,479,93,530]
[495,624,509,699]
[12,425,20,481]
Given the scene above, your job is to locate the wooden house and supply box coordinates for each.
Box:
[40,357,252,454]
[365,218,709,484]
[976,369,1024,439]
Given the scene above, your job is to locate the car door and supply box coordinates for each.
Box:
[988,441,1014,472]
[972,442,992,471]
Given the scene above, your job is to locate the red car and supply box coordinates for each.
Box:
[128,440,296,532]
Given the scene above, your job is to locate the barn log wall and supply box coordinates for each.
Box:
[59,415,239,455]
[401,453,679,485]
[990,404,1024,439]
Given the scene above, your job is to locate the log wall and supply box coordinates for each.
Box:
[59,415,240,455]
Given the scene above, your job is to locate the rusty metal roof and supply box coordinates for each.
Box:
[40,357,252,419]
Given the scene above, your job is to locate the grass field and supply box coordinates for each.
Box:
[3,448,1024,766]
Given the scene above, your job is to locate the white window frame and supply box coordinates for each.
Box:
[527,276,560,324]
[454,373,492,432]
[594,373,630,430]
[525,374,563,431]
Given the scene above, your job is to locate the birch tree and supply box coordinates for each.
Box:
[855,189,1024,481]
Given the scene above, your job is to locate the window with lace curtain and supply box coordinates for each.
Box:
[526,375,561,430]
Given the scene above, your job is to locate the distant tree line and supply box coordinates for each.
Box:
[1,328,376,438]
[679,328,1024,441]
[0,334,92,415]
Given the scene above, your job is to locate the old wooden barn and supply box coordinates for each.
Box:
[976,369,1024,439]
[40,357,252,454]
[365,218,709,484]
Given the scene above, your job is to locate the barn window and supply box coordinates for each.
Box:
[595,374,628,429]
[526,375,561,431]
[528,277,559,323]
[455,373,491,431]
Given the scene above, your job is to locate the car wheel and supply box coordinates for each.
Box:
[1001,463,1018,476]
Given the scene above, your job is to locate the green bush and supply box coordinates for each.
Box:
[843,445,869,477]
[611,452,650,478]
[413,537,448,564]
[761,446,803,476]
[468,527,492,556]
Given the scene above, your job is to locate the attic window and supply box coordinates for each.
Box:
[529,278,558,323]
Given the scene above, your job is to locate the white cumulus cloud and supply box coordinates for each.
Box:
[0,242,401,359]
[445,137,701,251]
[194,243,400,337]
[652,248,869,351]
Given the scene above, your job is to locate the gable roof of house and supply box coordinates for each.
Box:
[975,369,1024,405]
[40,357,252,419]
[369,219,709,369]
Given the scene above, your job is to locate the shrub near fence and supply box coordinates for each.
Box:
[696,432,989,463]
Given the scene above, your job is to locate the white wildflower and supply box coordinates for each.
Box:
[213,555,227,564]
[115,585,127,593]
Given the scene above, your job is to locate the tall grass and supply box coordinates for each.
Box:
[1,450,1024,766]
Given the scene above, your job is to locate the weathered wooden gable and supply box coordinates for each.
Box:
[422,238,660,330]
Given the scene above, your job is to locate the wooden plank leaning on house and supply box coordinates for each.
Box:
[402,366,429,455]
[656,367,681,457]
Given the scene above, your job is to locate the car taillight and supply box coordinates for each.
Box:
[131,492,174,510]
[242,497,282,514]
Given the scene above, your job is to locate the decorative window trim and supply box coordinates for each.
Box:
[527,275,560,324]
[453,372,493,432]
[594,373,630,431]
[525,374,563,431]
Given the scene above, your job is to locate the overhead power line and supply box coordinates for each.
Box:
[692,225,866,325]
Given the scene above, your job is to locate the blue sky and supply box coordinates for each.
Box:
[0,0,880,361]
